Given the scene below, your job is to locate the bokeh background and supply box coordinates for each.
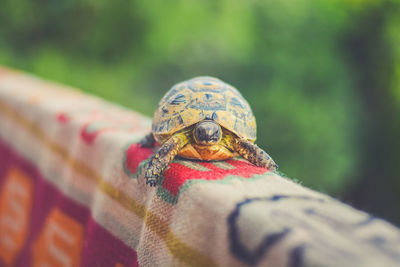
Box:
[1,0,399,225]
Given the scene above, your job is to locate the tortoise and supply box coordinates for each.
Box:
[140,76,278,186]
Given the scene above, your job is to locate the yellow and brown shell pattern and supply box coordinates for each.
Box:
[143,76,277,186]
[152,76,256,145]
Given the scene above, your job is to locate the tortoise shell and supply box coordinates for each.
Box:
[152,76,256,144]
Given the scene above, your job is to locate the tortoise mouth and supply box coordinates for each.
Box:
[193,120,222,146]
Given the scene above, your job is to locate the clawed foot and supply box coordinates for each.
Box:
[141,132,188,187]
[144,161,159,187]
[145,175,158,187]
[268,162,278,171]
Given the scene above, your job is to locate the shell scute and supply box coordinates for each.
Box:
[152,76,256,143]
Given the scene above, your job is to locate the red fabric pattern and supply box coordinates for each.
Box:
[125,144,154,174]
[125,143,268,197]
[163,160,268,196]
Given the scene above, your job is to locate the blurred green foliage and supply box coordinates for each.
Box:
[1,0,399,222]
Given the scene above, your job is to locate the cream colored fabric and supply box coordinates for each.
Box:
[0,67,399,266]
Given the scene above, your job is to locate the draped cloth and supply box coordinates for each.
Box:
[0,67,399,266]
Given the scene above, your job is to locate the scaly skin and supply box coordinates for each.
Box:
[144,132,189,186]
[233,138,278,171]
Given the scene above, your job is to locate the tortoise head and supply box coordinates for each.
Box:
[193,120,222,146]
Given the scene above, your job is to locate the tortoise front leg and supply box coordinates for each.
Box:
[233,138,278,171]
[144,132,189,186]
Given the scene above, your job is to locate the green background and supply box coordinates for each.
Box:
[1,0,399,224]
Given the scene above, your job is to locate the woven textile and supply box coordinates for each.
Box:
[0,67,399,267]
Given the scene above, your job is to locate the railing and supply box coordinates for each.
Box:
[0,66,399,266]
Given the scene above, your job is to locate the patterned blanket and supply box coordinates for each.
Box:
[0,67,399,266]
